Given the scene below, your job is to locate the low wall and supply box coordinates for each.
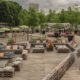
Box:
[42,53,75,80]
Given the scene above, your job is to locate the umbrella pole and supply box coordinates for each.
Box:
[27,29,29,41]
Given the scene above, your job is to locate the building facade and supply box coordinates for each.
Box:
[29,3,39,11]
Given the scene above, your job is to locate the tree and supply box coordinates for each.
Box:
[18,9,28,25]
[59,9,65,23]
[47,9,54,22]
[0,0,22,26]
[38,11,46,29]
[27,7,39,32]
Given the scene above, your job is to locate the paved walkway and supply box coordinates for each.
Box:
[61,58,80,80]
[0,52,67,80]
[0,34,80,80]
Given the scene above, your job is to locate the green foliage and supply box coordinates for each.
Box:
[0,0,22,26]
[18,9,28,25]
[27,7,39,28]
[38,11,46,25]
[0,0,80,30]
[7,38,14,45]
[59,9,65,23]
[47,10,54,22]
[46,10,60,23]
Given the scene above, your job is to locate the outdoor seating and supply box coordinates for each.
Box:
[32,46,45,53]
[13,49,23,54]
[15,57,23,61]
[0,60,8,68]
[0,51,15,60]
[30,37,46,44]
[29,40,36,43]
[31,43,46,47]
[0,52,4,58]
[46,42,53,51]
[21,50,28,60]
[12,61,22,71]
[6,45,11,50]
[0,49,23,56]
[0,43,5,50]
[55,45,70,53]
[46,46,53,51]
[4,52,15,59]
[3,66,15,77]
[22,53,27,60]
[13,45,18,49]
[0,1,80,80]
[14,43,27,50]
[0,68,3,77]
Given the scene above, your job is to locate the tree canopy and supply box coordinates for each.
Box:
[0,0,80,30]
[0,0,22,26]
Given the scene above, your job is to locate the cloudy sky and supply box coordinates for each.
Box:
[12,0,80,11]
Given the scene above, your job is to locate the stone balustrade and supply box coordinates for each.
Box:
[42,53,75,80]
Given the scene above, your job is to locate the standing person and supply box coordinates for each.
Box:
[67,33,74,42]
[27,41,30,53]
[13,33,17,43]
[42,29,45,35]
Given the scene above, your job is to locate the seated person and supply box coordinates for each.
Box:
[70,39,77,48]
[46,39,53,51]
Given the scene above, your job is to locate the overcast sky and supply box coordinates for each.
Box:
[11,0,80,11]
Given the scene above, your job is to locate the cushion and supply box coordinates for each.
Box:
[0,53,4,58]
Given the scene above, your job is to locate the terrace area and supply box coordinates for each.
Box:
[0,32,79,80]
[0,52,67,80]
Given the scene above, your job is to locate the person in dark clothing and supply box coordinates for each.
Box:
[74,30,78,34]
[67,34,74,42]
[42,29,45,35]
[54,31,60,38]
